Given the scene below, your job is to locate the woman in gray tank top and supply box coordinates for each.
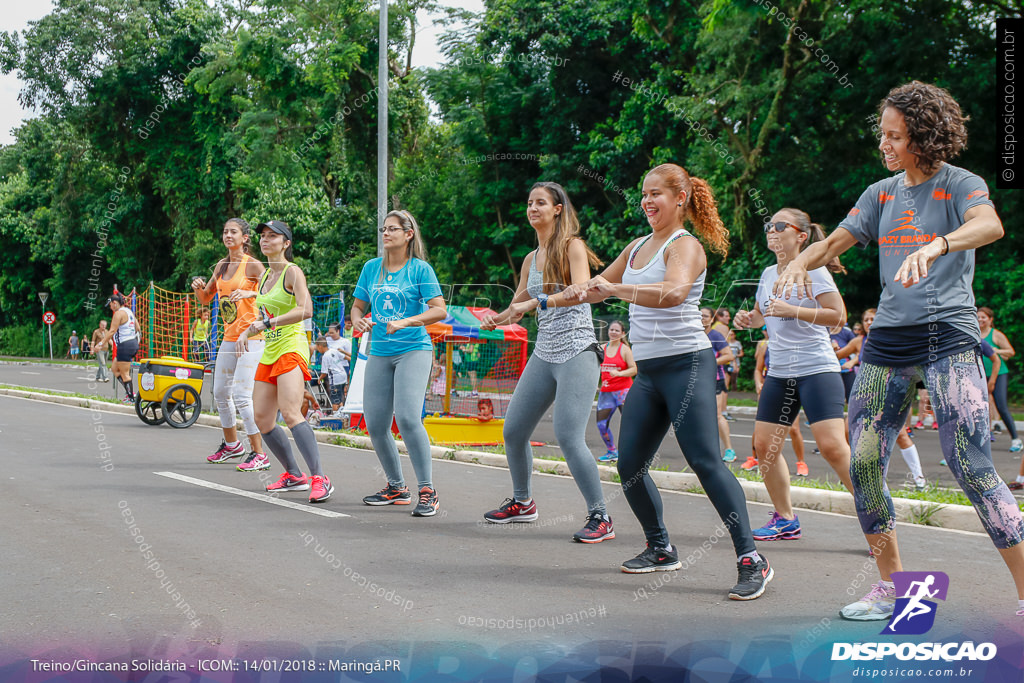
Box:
[480,182,613,544]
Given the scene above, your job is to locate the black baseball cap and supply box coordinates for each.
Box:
[257,220,293,241]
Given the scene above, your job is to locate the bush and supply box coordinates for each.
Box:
[0,323,48,357]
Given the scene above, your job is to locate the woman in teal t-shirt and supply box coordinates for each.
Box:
[352,210,447,517]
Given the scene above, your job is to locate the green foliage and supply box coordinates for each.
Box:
[0,0,1020,401]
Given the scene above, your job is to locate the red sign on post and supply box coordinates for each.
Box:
[42,311,56,324]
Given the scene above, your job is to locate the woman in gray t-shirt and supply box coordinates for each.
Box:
[480,182,612,544]
[774,80,1024,623]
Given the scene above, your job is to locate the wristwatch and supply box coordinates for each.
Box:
[537,293,549,311]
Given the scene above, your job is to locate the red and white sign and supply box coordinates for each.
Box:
[42,311,56,325]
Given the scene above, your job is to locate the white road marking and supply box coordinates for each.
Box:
[154,471,350,518]
[20,371,40,375]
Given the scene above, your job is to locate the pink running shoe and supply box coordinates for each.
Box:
[208,441,245,463]
[236,452,271,472]
[309,475,334,503]
[266,472,309,492]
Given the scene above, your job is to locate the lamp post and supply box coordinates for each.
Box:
[39,292,49,358]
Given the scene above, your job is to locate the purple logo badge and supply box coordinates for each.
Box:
[883,571,949,635]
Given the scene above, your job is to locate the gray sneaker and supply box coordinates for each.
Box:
[412,486,439,517]
[840,582,896,621]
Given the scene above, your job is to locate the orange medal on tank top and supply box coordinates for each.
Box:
[216,254,262,343]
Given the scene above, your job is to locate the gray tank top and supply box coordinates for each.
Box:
[526,253,596,364]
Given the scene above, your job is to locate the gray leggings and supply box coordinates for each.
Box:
[364,350,434,489]
[504,350,606,514]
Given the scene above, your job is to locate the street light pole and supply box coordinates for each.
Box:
[39,292,49,358]
[377,0,388,257]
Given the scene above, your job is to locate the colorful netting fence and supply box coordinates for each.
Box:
[115,283,349,366]
[423,306,528,420]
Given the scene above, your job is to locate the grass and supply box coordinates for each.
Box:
[732,463,1024,512]
[905,503,945,527]
[0,355,95,367]
[0,383,113,402]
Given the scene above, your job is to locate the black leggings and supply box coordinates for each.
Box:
[616,348,755,555]
[993,374,1019,440]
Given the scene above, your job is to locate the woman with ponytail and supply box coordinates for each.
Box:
[480,182,614,544]
[353,210,448,517]
[191,218,268,470]
[733,208,855,543]
[570,164,772,599]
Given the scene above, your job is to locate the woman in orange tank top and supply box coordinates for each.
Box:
[191,218,268,471]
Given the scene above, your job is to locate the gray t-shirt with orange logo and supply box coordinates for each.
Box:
[838,163,994,341]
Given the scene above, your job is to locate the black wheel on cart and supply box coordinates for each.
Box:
[135,394,166,425]
[162,383,202,429]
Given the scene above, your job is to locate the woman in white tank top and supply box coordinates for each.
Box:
[567,163,773,601]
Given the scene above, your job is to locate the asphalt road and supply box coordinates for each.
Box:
[4,359,1023,492]
[0,392,1021,672]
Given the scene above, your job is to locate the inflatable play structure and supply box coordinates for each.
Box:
[342,306,528,445]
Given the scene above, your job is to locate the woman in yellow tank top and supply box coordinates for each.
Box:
[191,218,268,470]
[236,220,332,504]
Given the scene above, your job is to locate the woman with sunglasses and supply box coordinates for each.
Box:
[775,81,1024,621]
[479,182,613,544]
[734,209,855,542]
[569,163,772,600]
[352,210,447,517]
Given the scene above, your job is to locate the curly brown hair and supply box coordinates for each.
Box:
[880,81,968,174]
[647,164,729,257]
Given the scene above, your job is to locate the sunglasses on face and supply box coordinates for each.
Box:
[379,226,411,234]
[763,221,803,234]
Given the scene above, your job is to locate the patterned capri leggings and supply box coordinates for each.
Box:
[850,349,1024,548]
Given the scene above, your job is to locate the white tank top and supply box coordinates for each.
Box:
[623,229,710,361]
[115,308,137,343]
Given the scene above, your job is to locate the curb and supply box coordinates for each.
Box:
[0,386,987,535]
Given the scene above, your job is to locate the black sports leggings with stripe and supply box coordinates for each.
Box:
[616,347,756,555]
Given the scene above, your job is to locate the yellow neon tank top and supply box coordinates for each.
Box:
[255,264,309,365]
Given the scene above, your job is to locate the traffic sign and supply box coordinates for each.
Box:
[43,311,56,325]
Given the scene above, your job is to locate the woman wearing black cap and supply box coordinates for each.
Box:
[98,293,141,403]
[236,220,333,504]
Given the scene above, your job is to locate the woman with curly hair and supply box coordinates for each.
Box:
[570,163,773,600]
[774,81,1024,621]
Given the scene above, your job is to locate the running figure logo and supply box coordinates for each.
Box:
[882,571,949,635]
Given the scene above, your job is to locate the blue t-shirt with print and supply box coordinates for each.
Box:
[354,257,443,356]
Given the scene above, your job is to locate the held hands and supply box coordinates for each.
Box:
[479,314,499,331]
[565,276,614,303]
[772,263,813,300]
[893,241,944,288]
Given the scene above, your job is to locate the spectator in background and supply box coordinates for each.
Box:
[91,321,110,382]
[703,307,736,462]
[831,320,858,403]
[316,336,348,414]
[191,308,212,364]
[726,329,743,420]
[68,330,80,359]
